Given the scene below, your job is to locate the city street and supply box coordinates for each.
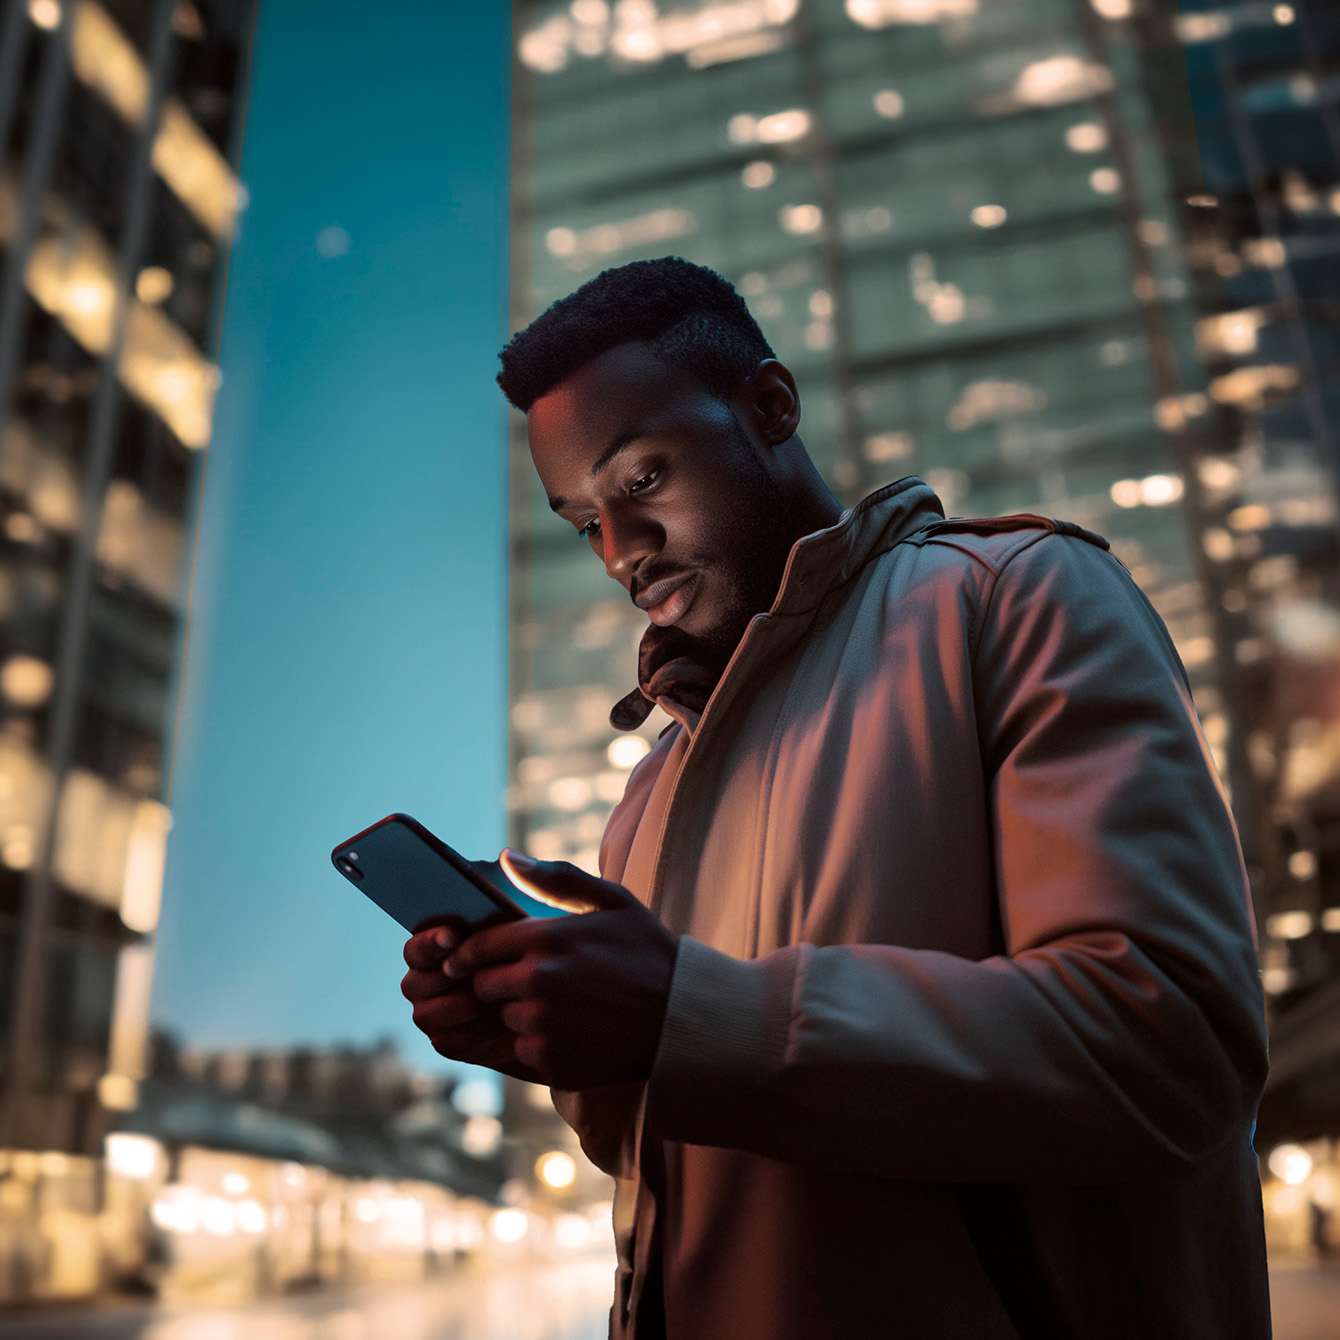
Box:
[0,1258,1336,1338]
[0,1256,615,1340]
[1269,1260,1340,1340]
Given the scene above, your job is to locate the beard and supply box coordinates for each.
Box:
[623,426,793,725]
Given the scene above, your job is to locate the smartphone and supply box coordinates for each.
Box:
[331,813,525,934]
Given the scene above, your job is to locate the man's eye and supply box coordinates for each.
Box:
[629,472,657,494]
[578,518,601,540]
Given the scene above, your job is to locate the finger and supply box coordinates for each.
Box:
[499,999,547,1034]
[401,968,474,1003]
[412,992,484,1032]
[445,918,547,978]
[500,850,641,915]
[427,1025,520,1070]
[471,960,536,1005]
[404,925,459,971]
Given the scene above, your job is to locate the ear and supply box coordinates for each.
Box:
[741,359,801,446]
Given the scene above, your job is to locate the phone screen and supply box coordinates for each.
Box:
[332,815,521,933]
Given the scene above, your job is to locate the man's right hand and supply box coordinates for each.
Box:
[401,926,542,1083]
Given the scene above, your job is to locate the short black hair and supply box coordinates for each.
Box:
[496,256,775,412]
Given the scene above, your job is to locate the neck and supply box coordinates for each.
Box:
[774,438,844,545]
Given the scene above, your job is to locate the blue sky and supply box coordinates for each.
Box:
[151,3,511,1078]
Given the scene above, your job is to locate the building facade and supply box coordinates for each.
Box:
[0,0,254,1155]
[507,0,1340,1143]
[1174,0,1340,1149]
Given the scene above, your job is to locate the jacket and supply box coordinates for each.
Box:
[556,476,1270,1338]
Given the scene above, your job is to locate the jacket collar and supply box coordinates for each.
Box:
[613,477,944,734]
[766,475,945,620]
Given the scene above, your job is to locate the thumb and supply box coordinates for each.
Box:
[499,849,640,915]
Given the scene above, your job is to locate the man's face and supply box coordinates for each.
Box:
[527,342,794,692]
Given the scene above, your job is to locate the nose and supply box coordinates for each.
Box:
[601,506,661,585]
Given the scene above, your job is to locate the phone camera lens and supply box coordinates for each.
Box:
[336,855,363,882]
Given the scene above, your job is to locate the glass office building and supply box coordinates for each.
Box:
[509,0,1241,856]
[505,0,1340,1145]
[0,0,254,1155]
[1175,0,1340,1146]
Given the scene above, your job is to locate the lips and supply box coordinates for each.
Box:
[635,571,700,627]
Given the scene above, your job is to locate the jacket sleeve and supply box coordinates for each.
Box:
[645,534,1269,1183]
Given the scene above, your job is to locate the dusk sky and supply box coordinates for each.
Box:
[151,3,511,1081]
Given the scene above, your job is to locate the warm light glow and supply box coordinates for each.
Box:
[1227,503,1271,532]
[461,1114,502,1157]
[554,1211,593,1250]
[608,735,650,769]
[1268,1144,1313,1184]
[743,108,811,144]
[120,302,218,448]
[537,1149,578,1190]
[873,89,904,118]
[2,827,34,871]
[1288,850,1317,880]
[28,0,61,30]
[201,1195,236,1237]
[846,0,977,27]
[105,1132,161,1180]
[72,2,149,123]
[1209,364,1299,411]
[1196,308,1265,358]
[971,204,1006,228]
[152,99,240,241]
[98,1072,138,1111]
[947,380,1044,431]
[1090,167,1121,195]
[522,0,800,72]
[1,655,54,708]
[135,265,174,304]
[779,203,823,235]
[1267,910,1314,941]
[26,226,118,351]
[728,113,757,143]
[235,1199,267,1234]
[1014,57,1111,108]
[1109,474,1184,509]
[1273,4,1295,24]
[544,208,696,267]
[1090,0,1131,18]
[864,431,913,462]
[221,1171,249,1196]
[107,943,155,1085]
[742,160,775,188]
[548,777,593,811]
[1177,12,1231,42]
[490,1208,529,1243]
[26,222,217,448]
[1065,122,1106,153]
[120,800,170,933]
[1322,908,1340,933]
[151,1184,200,1233]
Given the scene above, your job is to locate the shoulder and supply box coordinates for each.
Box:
[898,512,1115,576]
[871,510,1127,619]
[880,513,1147,663]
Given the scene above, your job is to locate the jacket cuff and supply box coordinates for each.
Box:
[648,937,796,1140]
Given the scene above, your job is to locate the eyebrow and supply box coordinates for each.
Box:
[546,431,644,513]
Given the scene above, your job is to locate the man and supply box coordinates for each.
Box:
[402,257,1270,1337]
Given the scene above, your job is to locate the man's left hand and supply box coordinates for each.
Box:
[444,850,680,1090]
